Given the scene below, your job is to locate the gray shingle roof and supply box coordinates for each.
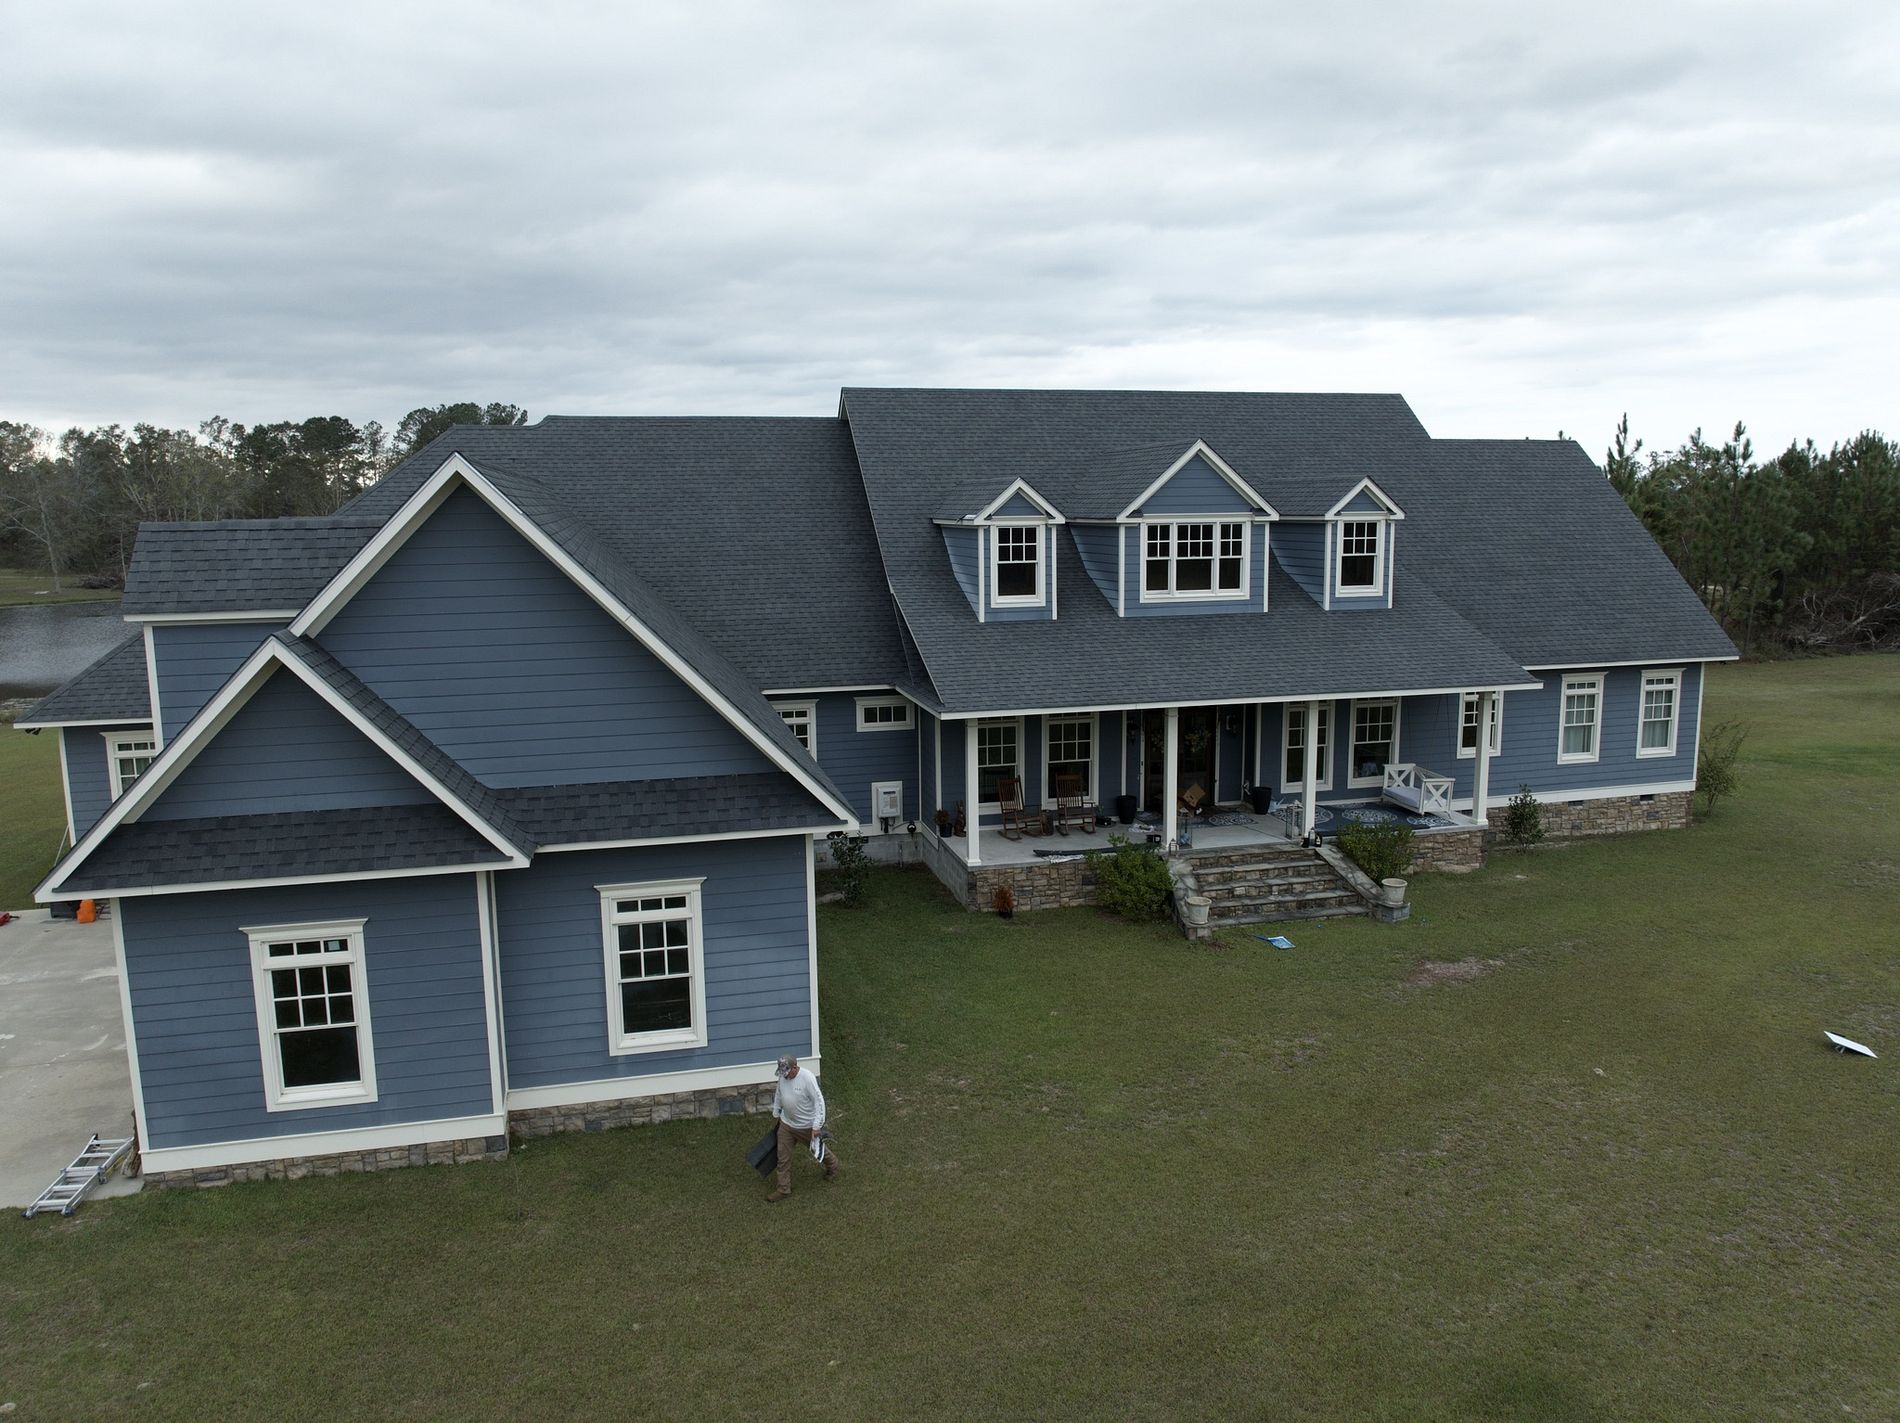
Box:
[496,772,838,845]
[16,633,150,726]
[121,517,380,615]
[52,803,511,895]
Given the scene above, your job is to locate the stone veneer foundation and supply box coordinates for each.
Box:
[142,1134,508,1189]
[509,1081,776,1138]
[1489,789,1693,839]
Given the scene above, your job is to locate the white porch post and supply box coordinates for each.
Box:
[1472,690,1495,828]
[1301,699,1320,838]
[965,719,981,866]
[1162,706,1180,849]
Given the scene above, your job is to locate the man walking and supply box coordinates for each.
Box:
[766,1055,839,1202]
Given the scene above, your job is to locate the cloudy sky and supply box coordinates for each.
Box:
[4,2,1896,458]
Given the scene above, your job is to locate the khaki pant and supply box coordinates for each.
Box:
[775,1119,839,1191]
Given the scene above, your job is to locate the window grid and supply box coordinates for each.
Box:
[1045,716,1093,801]
[1284,705,1332,789]
[1338,519,1381,592]
[601,883,705,1053]
[976,720,1019,804]
[106,733,156,798]
[1560,677,1601,761]
[773,702,815,754]
[857,698,912,731]
[1459,693,1501,757]
[993,526,1042,603]
[1350,701,1397,784]
[1639,672,1679,754]
[1143,520,1247,598]
[247,921,374,1110]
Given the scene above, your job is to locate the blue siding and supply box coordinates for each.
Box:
[318,488,773,787]
[1136,454,1256,515]
[1217,706,1244,802]
[152,622,282,737]
[121,874,493,1149]
[920,710,939,819]
[143,673,431,821]
[1483,665,1703,804]
[1070,525,1121,610]
[1337,488,1389,516]
[1125,524,1266,619]
[941,718,967,818]
[62,722,149,835]
[809,693,917,826]
[497,837,813,1090]
[1273,522,1326,603]
[941,526,980,614]
[993,491,1045,518]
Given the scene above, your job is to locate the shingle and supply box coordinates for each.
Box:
[496,772,839,845]
[16,633,151,726]
[121,517,380,615]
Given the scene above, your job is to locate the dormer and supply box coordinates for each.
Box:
[1322,479,1405,611]
[935,478,1065,623]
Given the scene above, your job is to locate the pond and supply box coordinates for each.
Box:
[0,602,133,701]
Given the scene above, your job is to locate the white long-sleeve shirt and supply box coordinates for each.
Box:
[772,1070,826,1130]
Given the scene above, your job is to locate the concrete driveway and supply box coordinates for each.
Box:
[0,909,140,1209]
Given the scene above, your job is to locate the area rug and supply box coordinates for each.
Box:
[1204,812,1258,827]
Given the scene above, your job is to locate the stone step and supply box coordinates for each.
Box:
[1200,879,1343,904]
[1195,861,1333,885]
[1185,847,1311,869]
[1209,902,1371,926]
[1208,885,1364,914]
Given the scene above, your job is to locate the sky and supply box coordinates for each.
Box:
[4,1,1897,461]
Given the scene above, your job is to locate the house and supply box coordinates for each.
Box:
[16,388,1735,1186]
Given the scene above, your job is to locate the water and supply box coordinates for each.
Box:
[0,602,132,700]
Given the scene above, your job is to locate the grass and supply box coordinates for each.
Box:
[2,656,1897,1420]
[0,566,120,607]
[0,719,65,909]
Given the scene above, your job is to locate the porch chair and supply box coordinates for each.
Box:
[1052,772,1097,835]
[997,777,1040,840]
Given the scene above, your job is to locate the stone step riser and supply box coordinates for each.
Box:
[1211,905,1369,925]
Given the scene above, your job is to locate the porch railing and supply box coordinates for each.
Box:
[1382,763,1454,817]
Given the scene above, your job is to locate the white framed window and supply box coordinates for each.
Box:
[598,879,708,1055]
[104,730,156,799]
[1558,674,1603,763]
[1282,704,1333,790]
[245,919,377,1112]
[990,524,1045,605]
[1458,693,1503,759]
[1043,715,1096,805]
[1140,520,1249,600]
[1637,669,1682,757]
[1336,519,1383,595]
[975,717,1022,807]
[772,700,817,755]
[1348,699,1399,787]
[855,695,912,732]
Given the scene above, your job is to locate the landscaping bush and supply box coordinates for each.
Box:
[1086,835,1172,921]
[825,831,871,906]
[1697,719,1749,818]
[1335,821,1414,882]
[1501,784,1545,845]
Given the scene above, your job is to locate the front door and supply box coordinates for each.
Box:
[1141,709,1218,813]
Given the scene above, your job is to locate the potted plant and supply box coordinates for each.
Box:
[933,807,951,839]
[992,884,1016,919]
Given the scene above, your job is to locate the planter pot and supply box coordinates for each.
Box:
[1248,784,1273,815]
[997,908,1015,920]
[1183,894,1212,927]
[1379,877,1409,908]
[1115,794,1138,825]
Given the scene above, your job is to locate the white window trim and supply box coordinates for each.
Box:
[1557,674,1604,765]
[988,522,1047,608]
[1041,713,1098,809]
[854,695,913,732]
[1335,518,1385,597]
[771,699,818,757]
[245,918,378,1113]
[1347,698,1400,788]
[1137,519,1252,603]
[974,715,1024,812]
[1282,704,1333,791]
[103,729,157,799]
[598,879,709,1056]
[1636,668,1683,758]
[1457,693,1504,759]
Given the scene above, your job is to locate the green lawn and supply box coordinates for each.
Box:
[2,657,1896,1420]
[0,721,65,910]
[0,566,120,607]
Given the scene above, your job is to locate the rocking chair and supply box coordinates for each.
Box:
[997,777,1039,840]
[1052,772,1097,835]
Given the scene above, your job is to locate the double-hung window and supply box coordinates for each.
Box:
[975,718,1021,806]
[855,696,912,732]
[1458,693,1503,758]
[1558,674,1602,763]
[772,700,817,755]
[1282,704,1332,790]
[1337,520,1383,595]
[1637,670,1681,757]
[991,525,1044,604]
[246,920,377,1111]
[1349,699,1398,786]
[1044,715,1095,804]
[104,730,156,799]
[1142,520,1247,599]
[600,880,708,1054]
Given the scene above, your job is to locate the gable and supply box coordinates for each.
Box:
[1336,489,1390,517]
[317,486,779,788]
[1136,453,1258,516]
[991,491,1045,519]
[141,673,432,822]
[150,620,282,736]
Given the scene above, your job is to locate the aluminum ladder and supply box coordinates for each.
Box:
[22,1135,136,1218]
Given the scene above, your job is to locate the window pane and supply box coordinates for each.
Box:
[1144,557,1168,592]
[1340,554,1377,588]
[299,965,324,995]
[622,978,692,1034]
[271,968,298,997]
[664,919,688,948]
[1176,558,1213,591]
[280,1026,360,1088]
[274,998,300,1029]
[330,994,353,1025]
[996,560,1037,598]
[666,947,688,976]
[1218,557,1243,590]
[1352,704,1395,779]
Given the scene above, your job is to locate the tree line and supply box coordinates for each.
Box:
[0,403,525,589]
[1604,416,1900,654]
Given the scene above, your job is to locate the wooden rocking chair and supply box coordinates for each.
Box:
[997,777,1039,840]
[1052,772,1097,835]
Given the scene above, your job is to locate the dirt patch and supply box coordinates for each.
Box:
[1405,958,1500,988]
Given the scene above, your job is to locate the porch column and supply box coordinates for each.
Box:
[1472,690,1495,829]
[1163,706,1180,849]
[1300,699,1320,838]
[965,720,981,866]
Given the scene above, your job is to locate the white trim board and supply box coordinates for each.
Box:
[939,682,1542,721]
[1525,656,1739,670]
[504,1057,818,1113]
[57,861,508,902]
[140,1112,507,1176]
[143,623,163,745]
[1455,779,1695,812]
[1324,477,1407,519]
[130,610,302,624]
[12,716,155,730]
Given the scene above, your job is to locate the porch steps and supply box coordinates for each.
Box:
[1182,844,1369,926]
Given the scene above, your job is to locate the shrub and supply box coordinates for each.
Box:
[991,884,1016,915]
[1335,821,1414,882]
[1086,835,1172,921]
[826,831,871,907]
[1697,719,1749,818]
[1501,785,1544,846]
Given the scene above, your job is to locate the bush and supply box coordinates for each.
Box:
[1697,719,1749,818]
[1086,835,1172,921]
[826,832,871,907]
[1498,785,1544,846]
[1335,821,1414,882]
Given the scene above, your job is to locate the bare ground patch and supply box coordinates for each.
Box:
[1405,958,1502,988]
